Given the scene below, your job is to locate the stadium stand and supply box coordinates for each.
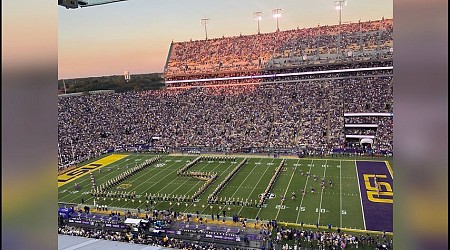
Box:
[58,18,393,171]
[58,73,393,167]
[164,19,392,78]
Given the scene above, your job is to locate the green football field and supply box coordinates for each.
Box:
[58,153,391,231]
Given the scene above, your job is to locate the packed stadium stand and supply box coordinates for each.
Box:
[164,19,392,79]
[58,18,393,169]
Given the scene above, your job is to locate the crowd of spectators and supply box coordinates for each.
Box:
[165,60,392,83]
[58,225,241,249]
[58,72,393,167]
[272,227,393,250]
[164,19,392,77]
[343,77,393,113]
[58,17,394,250]
[344,128,377,135]
[58,218,393,249]
[165,69,393,89]
[343,116,393,152]
[59,21,393,169]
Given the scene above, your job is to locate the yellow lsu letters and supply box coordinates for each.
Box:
[363,174,393,204]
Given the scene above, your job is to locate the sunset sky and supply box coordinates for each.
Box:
[58,0,393,79]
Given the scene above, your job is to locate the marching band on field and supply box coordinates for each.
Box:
[89,156,337,211]
[207,159,247,204]
[177,156,236,176]
[259,159,285,205]
[90,156,161,197]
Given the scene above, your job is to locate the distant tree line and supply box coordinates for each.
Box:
[58,73,165,94]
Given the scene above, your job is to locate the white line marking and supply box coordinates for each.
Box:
[275,161,298,220]
[340,160,342,228]
[182,161,237,213]
[295,159,314,224]
[63,155,141,203]
[208,158,265,214]
[385,161,394,179]
[176,159,225,200]
[119,156,189,207]
[355,161,367,230]
[237,158,274,215]
[254,158,277,218]
[167,160,219,195]
[317,160,328,225]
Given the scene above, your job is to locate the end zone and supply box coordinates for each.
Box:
[58,154,128,187]
[356,161,394,232]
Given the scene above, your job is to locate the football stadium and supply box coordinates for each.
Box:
[58,4,393,250]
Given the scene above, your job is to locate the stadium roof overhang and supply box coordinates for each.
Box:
[59,0,128,9]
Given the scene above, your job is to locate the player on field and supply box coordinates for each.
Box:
[374,176,380,196]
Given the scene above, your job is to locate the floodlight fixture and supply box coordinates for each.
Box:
[253,11,263,34]
[201,18,210,40]
[334,0,348,25]
[272,8,283,32]
[334,0,348,59]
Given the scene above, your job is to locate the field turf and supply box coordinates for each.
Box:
[58,153,393,232]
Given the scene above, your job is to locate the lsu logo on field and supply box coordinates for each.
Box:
[363,174,393,204]
[117,183,132,189]
[58,154,128,187]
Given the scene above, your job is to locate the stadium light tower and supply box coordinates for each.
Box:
[334,0,347,59]
[272,8,282,32]
[201,18,210,40]
[334,0,347,25]
[253,11,263,34]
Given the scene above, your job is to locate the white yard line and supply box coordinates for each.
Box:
[182,161,237,213]
[295,159,314,224]
[60,155,136,198]
[164,159,217,195]
[162,160,226,211]
[275,159,299,220]
[201,158,262,214]
[385,161,394,179]
[128,156,189,193]
[317,160,328,225]
[237,158,275,215]
[355,160,367,230]
[114,156,188,207]
[254,158,282,219]
[174,160,225,196]
[63,155,141,202]
[340,160,343,228]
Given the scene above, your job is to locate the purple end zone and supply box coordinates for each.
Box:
[356,161,393,232]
